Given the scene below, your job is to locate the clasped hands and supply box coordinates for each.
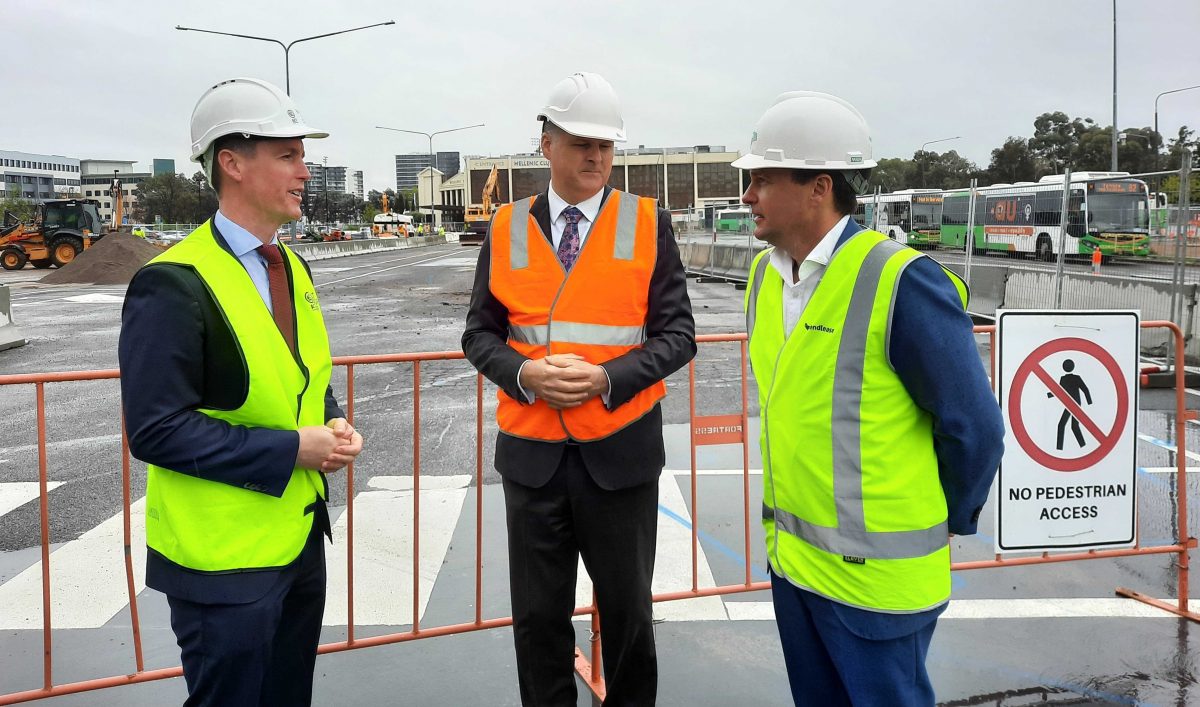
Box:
[519,353,609,410]
[297,418,364,473]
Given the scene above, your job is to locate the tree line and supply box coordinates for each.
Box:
[870,111,1198,202]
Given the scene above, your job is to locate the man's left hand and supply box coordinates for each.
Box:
[321,418,364,472]
[544,356,609,409]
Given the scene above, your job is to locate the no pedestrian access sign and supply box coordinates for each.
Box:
[995,310,1139,553]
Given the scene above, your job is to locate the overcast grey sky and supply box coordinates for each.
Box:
[6,0,1198,193]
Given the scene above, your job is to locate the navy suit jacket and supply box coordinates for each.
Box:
[462,188,696,490]
[119,221,343,604]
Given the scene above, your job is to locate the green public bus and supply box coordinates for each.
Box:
[938,172,1151,258]
[715,207,754,233]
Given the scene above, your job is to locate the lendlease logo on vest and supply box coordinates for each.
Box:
[803,322,836,334]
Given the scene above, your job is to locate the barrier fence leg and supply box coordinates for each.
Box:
[574,594,606,701]
[1116,321,1200,622]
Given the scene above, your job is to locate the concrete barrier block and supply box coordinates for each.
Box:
[0,284,26,352]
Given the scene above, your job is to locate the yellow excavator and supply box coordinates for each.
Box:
[461,165,499,246]
[0,199,106,270]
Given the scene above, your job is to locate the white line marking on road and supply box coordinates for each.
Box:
[0,433,122,456]
[415,257,478,267]
[574,475,727,622]
[725,598,1179,621]
[323,475,471,626]
[61,294,125,303]
[1137,434,1200,462]
[0,499,146,630]
[664,468,762,476]
[0,482,63,517]
[317,250,464,287]
[1139,466,1200,474]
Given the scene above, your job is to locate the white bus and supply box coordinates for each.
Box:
[853,189,943,247]
[942,172,1152,259]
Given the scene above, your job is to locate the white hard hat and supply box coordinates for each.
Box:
[189,77,328,182]
[732,91,877,174]
[537,72,626,142]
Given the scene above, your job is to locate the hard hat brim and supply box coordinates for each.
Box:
[537,115,626,143]
[731,153,878,171]
[189,124,329,163]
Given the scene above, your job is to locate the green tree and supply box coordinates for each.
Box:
[868,157,915,193]
[0,193,36,223]
[986,137,1037,183]
[132,173,196,224]
[190,171,218,222]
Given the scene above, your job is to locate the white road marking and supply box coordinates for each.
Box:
[323,475,470,626]
[725,598,1179,621]
[317,250,464,287]
[0,499,146,630]
[0,481,63,517]
[415,257,478,267]
[665,468,762,476]
[0,433,122,456]
[1139,466,1200,474]
[574,475,726,622]
[1137,434,1200,462]
[61,294,125,303]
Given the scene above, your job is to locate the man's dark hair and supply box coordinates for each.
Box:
[790,170,866,216]
[208,134,260,195]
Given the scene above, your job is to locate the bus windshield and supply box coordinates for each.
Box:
[1088,192,1149,232]
[911,201,941,229]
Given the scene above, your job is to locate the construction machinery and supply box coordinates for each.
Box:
[0,199,106,270]
[462,165,500,245]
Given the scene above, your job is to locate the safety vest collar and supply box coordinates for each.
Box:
[508,189,640,271]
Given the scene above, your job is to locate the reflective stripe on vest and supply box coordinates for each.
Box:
[489,189,664,442]
[142,221,332,573]
[746,229,967,612]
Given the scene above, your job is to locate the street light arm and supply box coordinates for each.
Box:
[431,123,487,139]
[919,136,962,153]
[377,126,433,139]
[285,21,396,50]
[174,25,285,51]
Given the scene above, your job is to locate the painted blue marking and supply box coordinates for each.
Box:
[657,503,770,582]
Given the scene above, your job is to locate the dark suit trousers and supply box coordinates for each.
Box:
[166,520,327,707]
[503,446,659,706]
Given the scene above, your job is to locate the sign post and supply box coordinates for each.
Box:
[995,310,1139,552]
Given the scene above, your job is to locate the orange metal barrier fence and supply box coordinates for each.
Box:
[0,325,1193,704]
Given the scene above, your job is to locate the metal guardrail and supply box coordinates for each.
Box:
[0,326,1196,703]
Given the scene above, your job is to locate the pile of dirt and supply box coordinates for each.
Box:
[40,232,166,285]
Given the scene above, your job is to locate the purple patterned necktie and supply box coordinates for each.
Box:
[557,206,583,270]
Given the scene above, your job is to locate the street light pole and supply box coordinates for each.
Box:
[918,136,961,188]
[1154,84,1200,171]
[377,124,484,231]
[175,21,395,95]
[1111,0,1118,171]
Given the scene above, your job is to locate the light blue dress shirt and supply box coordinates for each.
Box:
[214,211,278,314]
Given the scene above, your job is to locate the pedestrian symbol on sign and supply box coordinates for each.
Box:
[1047,359,1093,450]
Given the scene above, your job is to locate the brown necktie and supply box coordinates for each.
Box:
[256,244,296,356]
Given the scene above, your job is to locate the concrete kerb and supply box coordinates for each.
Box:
[290,235,453,262]
[0,284,26,352]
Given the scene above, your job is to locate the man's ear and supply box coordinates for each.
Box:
[216,149,242,187]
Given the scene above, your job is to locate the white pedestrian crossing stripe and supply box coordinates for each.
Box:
[0,481,62,517]
[323,475,471,626]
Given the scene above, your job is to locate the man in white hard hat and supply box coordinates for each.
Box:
[463,72,695,705]
[737,92,1003,705]
[119,77,363,706]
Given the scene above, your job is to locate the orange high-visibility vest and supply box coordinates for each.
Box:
[488,190,665,442]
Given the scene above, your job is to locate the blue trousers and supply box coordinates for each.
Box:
[167,523,327,707]
[771,571,937,707]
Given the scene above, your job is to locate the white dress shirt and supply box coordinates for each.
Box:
[546,183,604,251]
[769,215,848,337]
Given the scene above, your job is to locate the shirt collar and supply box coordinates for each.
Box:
[768,214,849,285]
[547,183,604,225]
[214,210,277,257]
